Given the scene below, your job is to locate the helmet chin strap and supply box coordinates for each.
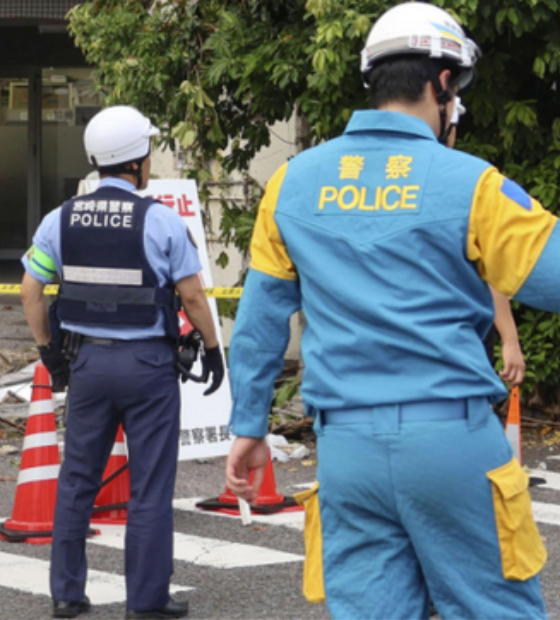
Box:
[424,60,453,144]
[133,164,143,190]
[437,99,452,145]
[133,152,150,190]
[126,158,145,189]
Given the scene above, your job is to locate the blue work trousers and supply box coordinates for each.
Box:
[314,398,547,620]
[50,339,180,611]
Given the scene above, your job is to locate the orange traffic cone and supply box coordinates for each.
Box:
[504,387,522,464]
[91,425,130,524]
[196,448,302,515]
[251,453,285,506]
[503,388,546,488]
[0,363,60,544]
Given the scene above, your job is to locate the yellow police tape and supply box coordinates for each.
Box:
[0,284,243,299]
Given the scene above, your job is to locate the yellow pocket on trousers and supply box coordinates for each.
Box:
[293,481,325,603]
[486,457,547,580]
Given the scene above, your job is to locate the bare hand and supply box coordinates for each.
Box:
[226,437,270,504]
[499,340,526,386]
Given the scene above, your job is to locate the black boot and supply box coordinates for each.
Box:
[125,597,189,619]
[52,596,91,618]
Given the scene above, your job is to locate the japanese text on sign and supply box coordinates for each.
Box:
[180,425,232,446]
[151,194,196,217]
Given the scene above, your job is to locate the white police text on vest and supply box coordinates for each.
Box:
[70,212,133,228]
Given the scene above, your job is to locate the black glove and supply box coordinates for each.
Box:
[37,343,69,392]
[201,346,225,396]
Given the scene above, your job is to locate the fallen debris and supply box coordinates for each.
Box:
[0,444,19,456]
[266,433,311,463]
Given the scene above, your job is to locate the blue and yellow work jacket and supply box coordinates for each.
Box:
[229,110,559,438]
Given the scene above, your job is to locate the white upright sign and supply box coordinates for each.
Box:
[140,179,233,461]
[78,177,233,461]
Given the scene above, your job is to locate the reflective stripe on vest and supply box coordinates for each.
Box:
[63,265,143,286]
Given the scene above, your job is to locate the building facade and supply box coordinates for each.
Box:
[0,1,96,259]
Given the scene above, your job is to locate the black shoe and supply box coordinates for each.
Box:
[52,596,91,618]
[125,598,189,619]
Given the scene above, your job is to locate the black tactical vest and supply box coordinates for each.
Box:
[57,185,179,337]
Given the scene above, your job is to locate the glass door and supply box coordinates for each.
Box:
[0,68,103,260]
[0,76,29,255]
[41,68,102,218]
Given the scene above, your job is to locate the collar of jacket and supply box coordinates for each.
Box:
[344,109,437,142]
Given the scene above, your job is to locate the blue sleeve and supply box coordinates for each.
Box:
[516,221,560,311]
[144,204,202,285]
[20,208,62,283]
[228,268,301,438]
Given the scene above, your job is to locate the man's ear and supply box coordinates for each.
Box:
[439,69,452,92]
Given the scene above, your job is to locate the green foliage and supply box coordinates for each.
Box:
[273,375,302,408]
[511,305,560,395]
[69,0,560,408]
[213,177,262,320]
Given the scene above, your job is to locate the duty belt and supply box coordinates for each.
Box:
[321,398,491,424]
[81,336,170,345]
[82,336,123,345]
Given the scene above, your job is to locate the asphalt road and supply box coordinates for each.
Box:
[2,269,560,619]
[0,445,326,620]
[1,434,560,620]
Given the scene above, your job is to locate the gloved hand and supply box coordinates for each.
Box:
[201,346,225,396]
[37,343,69,392]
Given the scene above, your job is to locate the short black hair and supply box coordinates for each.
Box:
[97,158,145,176]
[366,56,462,109]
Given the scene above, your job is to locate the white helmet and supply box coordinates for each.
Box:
[450,96,466,125]
[84,105,160,167]
[361,2,480,90]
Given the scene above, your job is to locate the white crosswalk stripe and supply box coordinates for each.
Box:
[536,470,560,492]
[0,550,186,604]
[532,502,560,527]
[90,523,303,568]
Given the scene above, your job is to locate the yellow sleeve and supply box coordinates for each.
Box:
[250,162,297,281]
[467,168,557,297]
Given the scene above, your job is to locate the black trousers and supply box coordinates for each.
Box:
[50,338,180,611]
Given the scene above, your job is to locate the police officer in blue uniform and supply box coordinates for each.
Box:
[225,3,559,619]
[21,105,224,619]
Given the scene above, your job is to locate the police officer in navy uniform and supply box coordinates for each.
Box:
[20,105,224,619]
